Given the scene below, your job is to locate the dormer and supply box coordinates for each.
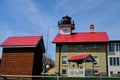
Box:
[58,15,75,34]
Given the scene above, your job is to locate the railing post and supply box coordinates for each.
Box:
[57,73,59,80]
[92,62,94,76]
[83,60,86,77]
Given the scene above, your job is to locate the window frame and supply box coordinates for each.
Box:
[116,43,120,51]
[93,56,98,66]
[62,69,67,74]
[94,70,98,74]
[62,56,67,65]
[109,43,115,52]
[118,71,120,74]
[92,44,99,48]
[61,45,68,52]
[116,57,119,66]
[110,71,113,76]
[109,57,120,66]
[110,57,113,66]
[77,44,83,52]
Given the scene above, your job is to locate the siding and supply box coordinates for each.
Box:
[1,52,34,75]
[0,47,43,75]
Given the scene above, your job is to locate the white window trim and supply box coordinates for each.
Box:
[93,56,99,66]
[108,43,120,52]
[62,56,67,65]
[109,57,120,66]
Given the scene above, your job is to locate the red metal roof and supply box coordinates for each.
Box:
[1,36,42,47]
[68,54,90,61]
[52,32,109,43]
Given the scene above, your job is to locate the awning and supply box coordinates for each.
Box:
[68,54,95,62]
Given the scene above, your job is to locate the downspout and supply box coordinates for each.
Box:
[106,43,108,76]
[58,44,61,76]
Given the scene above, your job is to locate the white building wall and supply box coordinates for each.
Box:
[60,27,71,34]
[107,42,120,76]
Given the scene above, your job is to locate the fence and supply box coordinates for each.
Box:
[67,69,94,77]
[0,75,120,80]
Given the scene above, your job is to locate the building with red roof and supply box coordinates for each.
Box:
[0,36,45,75]
[52,16,109,76]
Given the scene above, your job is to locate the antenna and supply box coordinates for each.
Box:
[46,26,49,56]
[42,26,49,74]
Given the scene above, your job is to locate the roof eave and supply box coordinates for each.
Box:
[1,45,36,48]
[52,41,110,43]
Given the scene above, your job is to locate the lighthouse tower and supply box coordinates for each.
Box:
[58,15,75,34]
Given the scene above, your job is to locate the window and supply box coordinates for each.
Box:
[109,43,114,52]
[110,57,113,65]
[109,43,120,52]
[117,57,120,65]
[62,69,66,74]
[118,71,120,74]
[113,57,116,65]
[116,44,119,51]
[116,43,120,51]
[109,57,120,66]
[110,71,113,75]
[94,70,98,74]
[61,45,68,52]
[92,44,99,48]
[119,44,120,51]
[77,44,82,52]
[62,56,67,64]
[93,56,98,65]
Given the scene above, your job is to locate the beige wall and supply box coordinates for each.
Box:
[56,43,106,52]
[55,43,107,75]
[55,52,107,75]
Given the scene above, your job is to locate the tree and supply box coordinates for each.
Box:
[42,54,54,74]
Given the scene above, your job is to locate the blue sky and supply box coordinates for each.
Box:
[0,0,120,60]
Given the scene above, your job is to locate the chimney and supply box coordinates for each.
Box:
[90,24,95,32]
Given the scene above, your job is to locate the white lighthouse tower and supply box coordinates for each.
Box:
[58,15,75,34]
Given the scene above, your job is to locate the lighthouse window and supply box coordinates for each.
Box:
[64,29,67,32]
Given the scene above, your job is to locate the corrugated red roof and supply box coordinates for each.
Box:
[52,32,109,43]
[68,54,90,61]
[1,36,42,47]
